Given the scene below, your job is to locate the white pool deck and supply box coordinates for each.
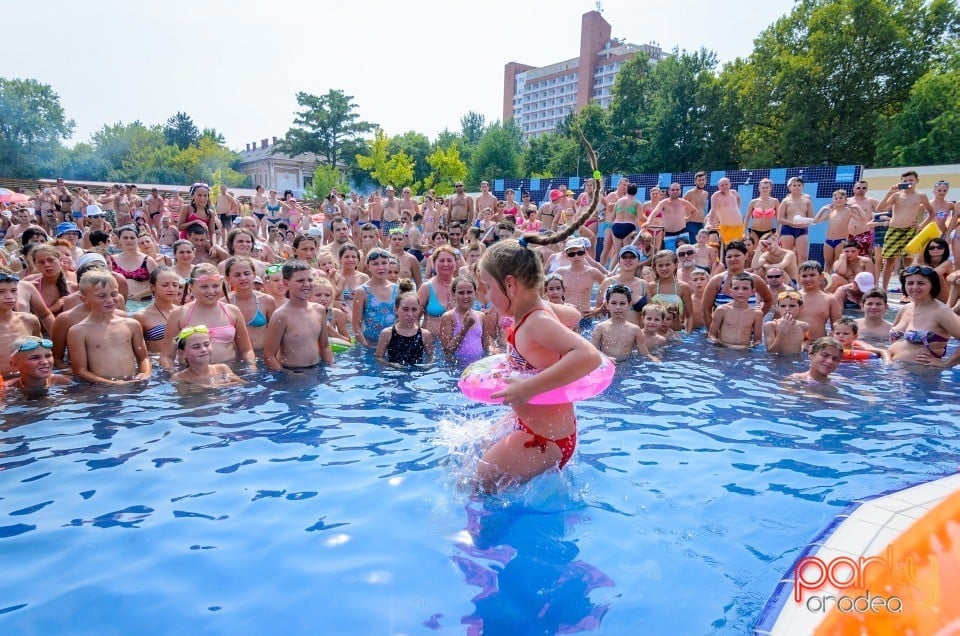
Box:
[754,473,960,635]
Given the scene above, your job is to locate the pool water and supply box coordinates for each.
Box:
[1,340,957,634]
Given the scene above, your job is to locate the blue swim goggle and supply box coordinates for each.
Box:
[17,339,53,352]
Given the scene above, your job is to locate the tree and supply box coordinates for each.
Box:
[608,52,654,172]
[874,45,960,166]
[355,128,415,190]
[0,78,75,178]
[731,0,960,166]
[90,121,166,181]
[163,111,200,149]
[304,164,350,201]
[274,89,375,170]
[199,127,226,145]
[390,131,432,185]
[468,121,520,187]
[422,143,468,196]
[460,111,487,145]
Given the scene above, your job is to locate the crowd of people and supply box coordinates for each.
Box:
[1,170,959,489]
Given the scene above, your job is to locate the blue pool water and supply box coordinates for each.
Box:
[1,340,957,635]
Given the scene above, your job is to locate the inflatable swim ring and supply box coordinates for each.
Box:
[905,222,941,254]
[458,353,615,405]
[842,348,874,362]
[330,339,352,354]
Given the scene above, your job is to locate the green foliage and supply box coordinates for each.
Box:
[468,121,520,187]
[730,0,960,166]
[274,89,374,170]
[874,45,960,166]
[460,111,486,145]
[390,131,432,185]
[163,112,200,149]
[355,128,415,190]
[423,143,467,196]
[0,78,75,178]
[305,164,350,201]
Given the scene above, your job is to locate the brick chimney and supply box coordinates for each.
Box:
[272,136,278,144]
[246,143,250,152]
[262,138,269,149]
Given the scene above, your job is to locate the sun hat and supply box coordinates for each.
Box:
[549,189,563,202]
[56,222,81,237]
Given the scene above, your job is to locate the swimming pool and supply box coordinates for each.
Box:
[1,341,957,634]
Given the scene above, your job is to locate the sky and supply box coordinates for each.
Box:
[6,0,796,152]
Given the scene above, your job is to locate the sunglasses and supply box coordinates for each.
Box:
[928,244,946,249]
[677,250,695,257]
[766,273,783,279]
[176,325,209,342]
[903,265,934,276]
[935,180,949,187]
[777,290,801,300]
[16,338,53,352]
[566,250,585,257]
[0,273,21,283]
[367,251,389,262]
[265,264,283,276]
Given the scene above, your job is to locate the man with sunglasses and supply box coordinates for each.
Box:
[448,182,474,227]
[5,336,71,394]
[0,273,44,379]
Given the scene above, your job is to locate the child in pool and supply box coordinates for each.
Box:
[708,273,764,348]
[352,249,399,347]
[832,317,889,361]
[763,291,809,354]
[171,326,245,385]
[640,303,670,350]
[787,336,843,383]
[0,272,43,379]
[474,183,603,493]
[688,269,710,331]
[310,276,351,348]
[5,336,71,394]
[375,280,434,365]
[439,276,486,364]
[66,272,151,384]
[263,260,335,370]
[590,284,660,361]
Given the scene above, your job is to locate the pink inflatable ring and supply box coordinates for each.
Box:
[458,353,615,405]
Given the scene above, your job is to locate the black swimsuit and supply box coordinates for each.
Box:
[385,326,425,365]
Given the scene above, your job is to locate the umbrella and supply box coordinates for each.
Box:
[0,188,32,204]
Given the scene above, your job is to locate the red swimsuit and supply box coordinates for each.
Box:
[506,308,577,469]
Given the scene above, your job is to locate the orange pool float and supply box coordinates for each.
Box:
[814,489,960,635]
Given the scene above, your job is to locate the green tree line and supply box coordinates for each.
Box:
[3,0,958,196]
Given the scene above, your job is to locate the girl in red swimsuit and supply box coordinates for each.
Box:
[474,184,605,493]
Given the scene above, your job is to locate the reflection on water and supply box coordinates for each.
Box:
[0,340,957,633]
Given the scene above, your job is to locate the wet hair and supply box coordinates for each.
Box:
[338,242,360,260]
[835,317,859,334]
[395,278,418,309]
[29,244,70,298]
[899,265,941,299]
[79,271,116,292]
[724,240,747,256]
[479,174,601,302]
[226,228,257,255]
[605,282,633,303]
[627,184,638,196]
[810,336,842,355]
[224,255,256,278]
[282,259,311,281]
[842,240,860,250]
[76,260,109,282]
[900,170,919,180]
[799,260,823,274]
[91,230,111,248]
[451,275,478,293]
[731,272,755,288]
[292,234,319,250]
[861,288,888,304]
[642,303,666,318]
[186,223,209,236]
[173,239,194,254]
[149,265,178,287]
